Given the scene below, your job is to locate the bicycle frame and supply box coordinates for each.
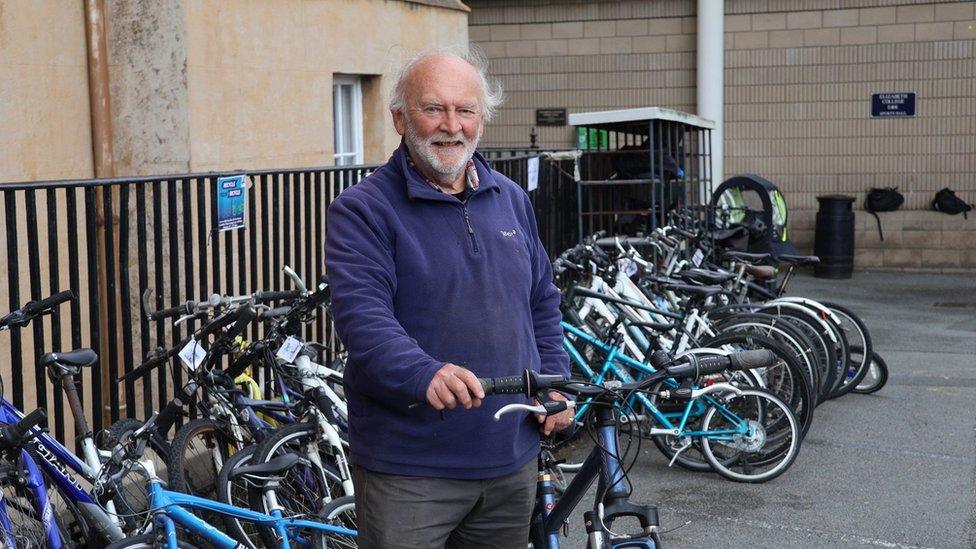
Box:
[139,462,355,549]
[532,404,658,548]
[0,400,125,543]
[561,322,751,444]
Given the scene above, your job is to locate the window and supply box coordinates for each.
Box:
[333,76,363,166]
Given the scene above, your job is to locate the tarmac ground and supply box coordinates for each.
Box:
[557,270,976,548]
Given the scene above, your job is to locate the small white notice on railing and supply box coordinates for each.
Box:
[527,157,540,192]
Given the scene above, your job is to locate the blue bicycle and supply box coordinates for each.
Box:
[0,291,147,547]
[102,452,356,549]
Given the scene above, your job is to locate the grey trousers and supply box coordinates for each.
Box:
[350,460,537,549]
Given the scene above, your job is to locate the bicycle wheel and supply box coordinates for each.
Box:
[168,418,236,498]
[712,312,821,401]
[311,495,357,549]
[646,363,764,473]
[249,422,346,546]
[105,532,201,548]
[703,332,814,442]
[759,305,837,403]
[216,445,261,548]
[853,352,888,394]
[820,301,873,399]
[700,388,800,483]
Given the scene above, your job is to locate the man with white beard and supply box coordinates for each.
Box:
[325,49,572,548]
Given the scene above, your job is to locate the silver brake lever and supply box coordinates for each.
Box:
[283,265,308,295]
[493,401,576,421]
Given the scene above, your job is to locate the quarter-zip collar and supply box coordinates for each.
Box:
[393,142,500,203]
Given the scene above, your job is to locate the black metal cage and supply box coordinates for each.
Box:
[569,107,715,240]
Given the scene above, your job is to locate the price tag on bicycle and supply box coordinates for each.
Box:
[276,336,302,363]
[691,248,704,267]
[178,337,208,371]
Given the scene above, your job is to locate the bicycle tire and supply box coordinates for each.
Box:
[312,495,357,549]
[249,422,347,547]
[700,388,801,483]
[758,305,838,403]
[712,312,821,401]
[646,360,765,473]
[820,301,874,399]
[703,332,814,442]
[168,418,235,498]
[215,445,261,548]
[852,352,888,394]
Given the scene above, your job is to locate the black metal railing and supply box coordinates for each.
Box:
[0,153,581,441]
[1,166,371,442]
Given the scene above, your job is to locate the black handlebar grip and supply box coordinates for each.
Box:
[695,355,733,376]
[120,346,180,383]
[223,307,257,341]
[149,302,192,322]
[257,306,291,320]
[729,349,777,371]
[200,308,243,337]
[21,291,75,316]
[481,375,526,396]
[3,408,47,447]
[254,290,301,303]
[675,227,697,240]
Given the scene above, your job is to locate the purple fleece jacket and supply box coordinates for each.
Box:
[325,144,569,479]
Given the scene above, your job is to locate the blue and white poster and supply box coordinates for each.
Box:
[216,174,247,231]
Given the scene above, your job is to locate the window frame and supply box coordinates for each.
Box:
[332,75,364,166]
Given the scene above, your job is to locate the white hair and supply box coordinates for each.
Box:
[388,45,504,122]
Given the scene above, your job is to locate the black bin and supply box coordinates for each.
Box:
[814,195,855,279]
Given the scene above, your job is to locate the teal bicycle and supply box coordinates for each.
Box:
[561,318,801,483]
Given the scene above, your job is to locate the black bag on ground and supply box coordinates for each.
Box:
[932,188,973,219]
[864,187,903,241]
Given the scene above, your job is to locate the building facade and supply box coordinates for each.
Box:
[469,0,976,271]
[0,0,469,182]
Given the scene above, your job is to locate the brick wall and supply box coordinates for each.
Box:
[468,0,976,271]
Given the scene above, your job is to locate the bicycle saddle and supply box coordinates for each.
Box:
[228,453,303,481]
[678,268,736,286]
[722,250,771,263]
[40,348,97,381]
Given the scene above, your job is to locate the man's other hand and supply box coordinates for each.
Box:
[535,391,574,435]
[426,363,485,411]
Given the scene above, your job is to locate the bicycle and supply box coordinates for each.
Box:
[102,452,356,549]
[476,348,793,547]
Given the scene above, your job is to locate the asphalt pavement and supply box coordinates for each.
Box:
[557,271,976,548]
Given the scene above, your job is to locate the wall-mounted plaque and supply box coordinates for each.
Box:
[871,92,916,118]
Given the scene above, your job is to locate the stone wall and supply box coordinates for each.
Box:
[467,0,976,271]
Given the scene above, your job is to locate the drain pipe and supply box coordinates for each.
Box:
[697,0,724,191]
[84,0,122,428]
[85,0,115,178]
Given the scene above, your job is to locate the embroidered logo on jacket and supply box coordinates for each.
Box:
[500,229,517,237]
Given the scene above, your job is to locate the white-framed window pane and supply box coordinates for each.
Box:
[333,76,363,166]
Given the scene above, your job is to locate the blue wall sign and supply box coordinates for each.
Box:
[216,174,247,231]
[871,92,916,118]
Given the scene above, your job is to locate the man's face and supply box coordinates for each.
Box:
[393,55,485,181]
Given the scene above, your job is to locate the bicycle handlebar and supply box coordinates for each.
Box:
[253,290,301,303]
[478,350,777,400]
[1,291,74,329]
[149,302,195,322]
[0,408,47,452]
[119,343,185,384]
